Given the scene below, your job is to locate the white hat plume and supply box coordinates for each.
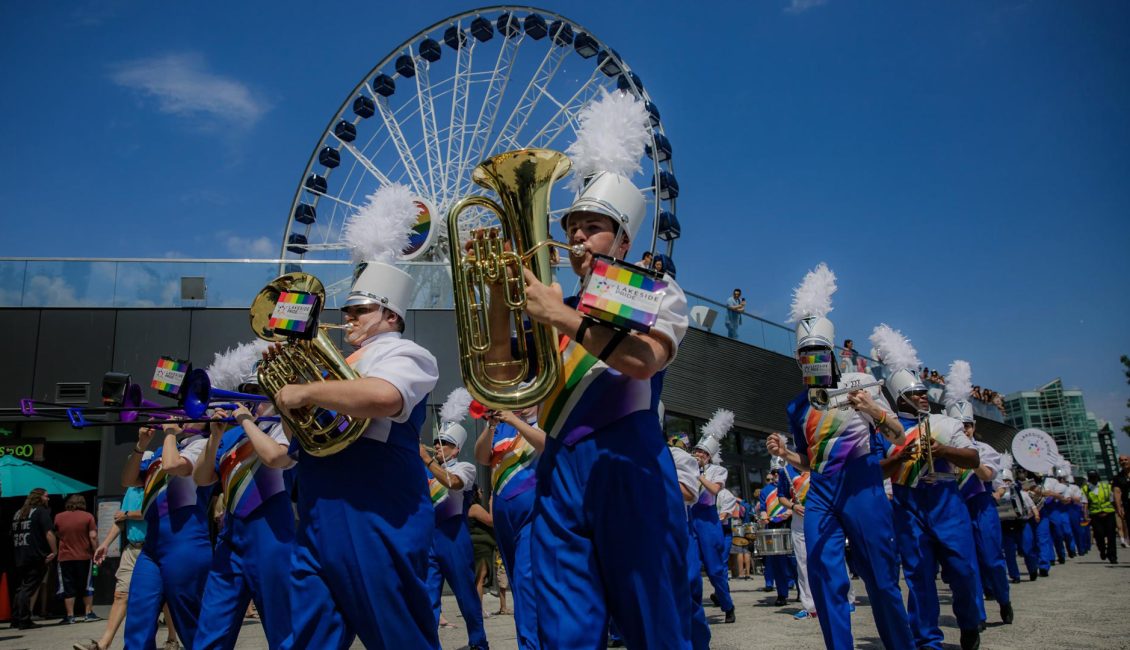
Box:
[565,87,650,193]
[341,182,419,264]
[787,262,837,323]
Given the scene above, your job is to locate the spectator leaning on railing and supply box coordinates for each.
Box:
[725,288,745,339]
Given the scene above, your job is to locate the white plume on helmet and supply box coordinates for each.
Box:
[436,387,472,449]
[788,263,837,351]
[341,183,420,264]
[694,409,734,461]
[943,360,975,424]
[565,87,650,194]
[206,340,270,392]
[869,324,925,404]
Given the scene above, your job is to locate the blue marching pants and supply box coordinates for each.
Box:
[892,483,985,649]
[124,513,211,650]
[492,488,538,649]
[686,514,711,650]
[531,412,692,649]
[195,493,295,649]
[1049,506,1076,560]
[805,454,914,650]
[1069,505,1087,554]
[764,554,775,589]
[426,516,487,647]
[1003,520,1038,580]
[690,505,734,612]
[763,522,795,602]
[286,438,438,650]
[966,492,1010,606]
[1036,515,1054,571]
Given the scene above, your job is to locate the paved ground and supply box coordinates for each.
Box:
[2,553,1126,649]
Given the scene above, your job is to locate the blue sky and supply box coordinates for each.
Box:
[2,1,1129,449]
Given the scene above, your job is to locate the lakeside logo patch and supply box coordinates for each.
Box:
[578,256,666,333]
[151,357,190,398]
[269,291,319,337]
[799,350,834,387]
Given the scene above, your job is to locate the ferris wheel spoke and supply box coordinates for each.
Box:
[440,27,476,209]
[412,55,445,203]
[461,35,522,194]
[489,43,569,154]
[335,139,395,188]
[527,66,605,149]
[374,93,428,198]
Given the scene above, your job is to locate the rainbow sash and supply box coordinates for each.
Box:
[801,406,858,475]
[141,460,167,517]
[491,429,536,499]
[220,437,262,516]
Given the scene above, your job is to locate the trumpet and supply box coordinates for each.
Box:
[910,406,937,483]
[809,380,884,410]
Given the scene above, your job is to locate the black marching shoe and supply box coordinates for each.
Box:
[774,596,788,607]
[1029,571,1038,582]
[960,628,981,650]
[709,593,720,608]
[1001,602,1014,624]
[1010,577,1022,584]
[723,608,736,624]
[1057,558,1065,565]
[1039,569,1049,577]
[978,621,987,633]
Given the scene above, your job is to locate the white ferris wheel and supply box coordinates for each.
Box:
[279,6,681,305]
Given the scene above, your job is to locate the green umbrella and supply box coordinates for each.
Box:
[0,455,96,497]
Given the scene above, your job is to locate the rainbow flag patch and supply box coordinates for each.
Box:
[578,257,667,333]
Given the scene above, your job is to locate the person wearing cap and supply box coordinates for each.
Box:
[1082,469,1118,564]
[768,266,914,650]
[272,260,440,649]
[997,471,1040,582]
[474,405,544,650]
[120,420,212,650]
[668,434,713,649]
[946,395,1013,625]
[691,430,737,624]
[191,351,295,650]
[481,170,691,647]
[878,360,984,650]
[758,466,795,608]
[420,414,487,650]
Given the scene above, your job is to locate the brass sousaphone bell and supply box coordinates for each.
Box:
[250,272,369,456]
[446,148,581,410]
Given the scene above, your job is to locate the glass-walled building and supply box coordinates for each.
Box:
[1003,378,1103,477]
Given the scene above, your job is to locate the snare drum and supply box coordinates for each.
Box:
[754,527,794,556]
[730,519,750,547]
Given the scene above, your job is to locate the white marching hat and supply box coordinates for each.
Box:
[562,171,646,244]
[945,401,975,424]
[693,409,734,461]
[344,261,415,318]
[437,422,468,449]
[869,324,925,406]
[788,263,837,353]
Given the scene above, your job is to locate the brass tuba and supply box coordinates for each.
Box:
[250,272,369,456]
[446,148,575,410]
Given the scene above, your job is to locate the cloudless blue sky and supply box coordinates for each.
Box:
[2,1,1128,448]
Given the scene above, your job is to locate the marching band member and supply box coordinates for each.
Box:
[1032,475,1055,576]
[944,361,1013,625]
[669,432,712,649]
[776,460,818,620]
[120,420,211,650]
[873,325,984,650]
[996,461,1040,583]
[421,389,487,650]
[758,464,795,608]
[716,484,741,574]
[274,186,441,649]
[769,264,914,650]
[1044,469,1076,563]
[1065,473,1088,556]
[474,403,544,650]
[192,342,294,649]
[486,90,692,647]
[692,412,737,624]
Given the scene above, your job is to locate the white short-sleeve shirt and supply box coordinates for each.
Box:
[348,332,439,442]
[670,447,703,505]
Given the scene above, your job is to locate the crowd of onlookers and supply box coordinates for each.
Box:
[920,367,1007,413]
